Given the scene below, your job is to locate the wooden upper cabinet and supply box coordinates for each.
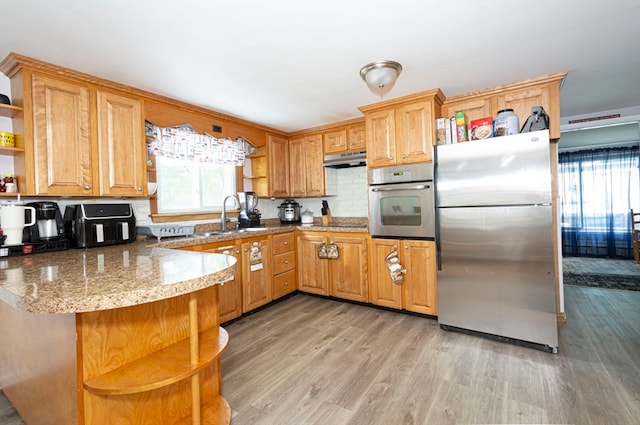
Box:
[31,73,93,196]
[304,134,324,197]
[396,100,435,164]
[365,108,396,168]
[347,123,366,151]
[267,134,290,197]
[97,90,144,196]
[441,72,567,140]
[290,134,324,198]
[360,88,444,168]
[442,97,492,124]
[323,128,347,154]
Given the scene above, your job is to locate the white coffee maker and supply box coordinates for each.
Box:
[0,201,36,246]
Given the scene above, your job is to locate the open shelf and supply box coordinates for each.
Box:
[175,396,231,425]
[0,104,23,118]
[83,327,229,395]
[0,146,24,156]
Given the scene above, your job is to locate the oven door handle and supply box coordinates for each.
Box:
[371,184,430,192]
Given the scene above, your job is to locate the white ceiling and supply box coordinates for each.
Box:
[1,0,639,134]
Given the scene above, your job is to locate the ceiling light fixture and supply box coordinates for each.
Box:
[359,60,403,97]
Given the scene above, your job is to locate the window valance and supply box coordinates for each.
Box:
[146,123,246,166]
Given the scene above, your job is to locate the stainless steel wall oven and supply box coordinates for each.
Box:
[368,163,435,239]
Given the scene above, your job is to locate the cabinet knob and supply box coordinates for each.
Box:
[84,184,91,190]
[283,241,288,245]
[404,245,409,250]
[284,260,289,264]
[284,281,289,286]
[235,250,241,255]
[137,187,143,191]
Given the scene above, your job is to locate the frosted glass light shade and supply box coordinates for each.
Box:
[360,60,402,96]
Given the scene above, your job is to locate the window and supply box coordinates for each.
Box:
[559,145,639,258]
[156,156,237,213]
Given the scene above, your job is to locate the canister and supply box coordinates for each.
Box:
[493,109,519,137]
[0,131,15,147]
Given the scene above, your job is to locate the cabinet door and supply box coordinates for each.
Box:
[96,90,144,196]
[32,73,92,195]
[241,238,272,313]
[495,85,551,136]
[203,242,243,323]
[368,238,403,309]
[329,234,368,302]
[402,240,437,315]
[323,128,347,154]
[348,123,366,151]
[272,232,294,255]
[395,100,434,163]
[365,108,396,168]
[268,134,290,197]
[296,233,329,295]
[289,136,306,197]
[273,269,297,299]
[442,98,493,123]
[304,134,325,197]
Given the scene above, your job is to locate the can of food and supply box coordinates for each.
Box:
[0,131,15,147]
[493,109,519,137]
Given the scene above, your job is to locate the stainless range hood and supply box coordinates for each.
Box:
[323,150,367,168]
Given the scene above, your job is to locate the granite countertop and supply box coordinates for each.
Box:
[156,219,369,249]
[0,219,366,315]
[0,241,236,315]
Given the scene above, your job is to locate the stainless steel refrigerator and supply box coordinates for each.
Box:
[435,130,558,352]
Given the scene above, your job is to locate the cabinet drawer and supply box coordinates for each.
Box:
[273,250,296,275]
[272,232,295,255]
[273,269,297,299]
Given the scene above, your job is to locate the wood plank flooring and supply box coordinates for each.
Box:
[221,286,640,425]
[2,285,639,424]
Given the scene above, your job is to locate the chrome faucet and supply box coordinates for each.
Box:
[221,195,239,231]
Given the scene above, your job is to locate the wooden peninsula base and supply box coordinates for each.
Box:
[1,284,230,425]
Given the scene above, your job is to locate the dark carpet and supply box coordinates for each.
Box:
[563,257,640,291]
[563,272,640,291]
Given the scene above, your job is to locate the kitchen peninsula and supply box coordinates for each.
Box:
[0,242,237,425]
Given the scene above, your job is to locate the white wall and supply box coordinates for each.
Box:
[258,165,368,221]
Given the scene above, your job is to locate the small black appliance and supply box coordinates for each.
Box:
[64,203,136,248]
[25,201,65,242]
[237,191,262,228]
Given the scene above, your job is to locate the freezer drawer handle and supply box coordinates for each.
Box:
[371,184,429,192]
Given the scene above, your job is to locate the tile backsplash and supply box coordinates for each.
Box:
[34,166,369,228]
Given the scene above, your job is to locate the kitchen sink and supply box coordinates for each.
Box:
[191,227,269,238]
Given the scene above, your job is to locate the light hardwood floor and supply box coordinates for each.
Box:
[221,286,640,425]
[2,285,639,424]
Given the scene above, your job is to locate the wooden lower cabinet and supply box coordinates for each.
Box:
[272,232,297,298]
[241,236,272,312]
[369,238,437,315]
[178,241,242,323]
[297,232,368,302]
[296,232,329,295]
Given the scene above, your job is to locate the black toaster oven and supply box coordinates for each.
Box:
[64,203,137,248]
